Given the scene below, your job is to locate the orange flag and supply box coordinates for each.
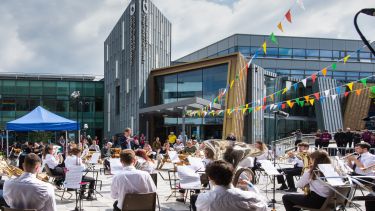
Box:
[321,68,327,76]
[304,96,310,102]
[277,22,284,32]
[286,100,294,108]
[285,10,292,23]
[356,89,361,96]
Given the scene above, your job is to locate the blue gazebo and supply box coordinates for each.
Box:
[5,106,78,156]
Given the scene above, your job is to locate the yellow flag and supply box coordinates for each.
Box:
[304,96,309,102]
[282,87,288,94]
[256,106,262,111]
[262,41,267,55]
[230,80,235,89]
[277,22,284,32]
[309,99,315,106]
[242,108,247,114]
[322,68,327,76]
[245,104,249,108]
[343,55,350,63]
[286,100,294,108]
[356,89,361,96]
[270,94,274,101]
[227,109,230,114]
[347,82,354,91]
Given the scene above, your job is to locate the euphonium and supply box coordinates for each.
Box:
[296,151,311,174]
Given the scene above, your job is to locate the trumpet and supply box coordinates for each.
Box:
[340,152,358,160]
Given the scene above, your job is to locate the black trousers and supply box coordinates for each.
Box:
[190,194,198,211]
[82,176,95,195]
[277,167,302,189]
[104,159,110,170]
[336,142,347,156]
[282,191,326,211]
[113,200,121,211]
[314,140,321,148]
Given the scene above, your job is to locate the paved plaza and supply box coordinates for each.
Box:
[55,162,367,211]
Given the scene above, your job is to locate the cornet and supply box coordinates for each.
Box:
[340,152,358,160]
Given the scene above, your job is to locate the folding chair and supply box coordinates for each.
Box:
[2,207,36,211]
[122,192,156,211]
[150,173,160,211]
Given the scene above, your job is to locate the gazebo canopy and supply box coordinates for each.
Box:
[6,106,78,131]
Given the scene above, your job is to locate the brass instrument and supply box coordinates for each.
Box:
[111,148,121,158]
[296,151,311,195]
[340,152,358,160]
[0,161,49,182]
[82,151,95,162]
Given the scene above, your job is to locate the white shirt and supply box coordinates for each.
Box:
[196,185,267,211]
[173,143,185,152]
[296,170,332,197]
[136,157,156,173]
[354,152,375,176]
[3,172,57,211]
[89,145,100,152]
[256,151,269,161]
[65,155,85,170]
[288,157,304,168]
[43,154,59,169]
[111,165,157,209]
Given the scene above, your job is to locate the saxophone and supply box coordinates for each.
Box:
[296,151,311,195]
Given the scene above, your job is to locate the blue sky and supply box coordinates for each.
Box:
[0,0,373,75]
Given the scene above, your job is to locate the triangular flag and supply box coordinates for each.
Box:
[295,98,301,106]
[262,41,267,54]
[286,100,292,108]
[277,22,284,32]
[248,108,253,113]
[256,106,262,111]
[282,87,288,94]
[270,32,278,44]
[320,96,325,102]
[344,92,349,97]
[242,108,248,114]
[285,10,292,23]
[347,82,354,91]
[262,105,267,110]
[293,83,298,91]
[322,68,327,76]
[332,63,337,70]
[270,94,274,101]
[281,103,286,109]
[360,78,367,87]
[332,94,337,100]
[300,100,305,107]
[263,97,267,103]
[276,90,281,96]
[311,74,317,83]
[314,92,320,100]
[304,95,310,102]
[301,79,307,87]
[230,80,235,89]
[278,102,282,109]
[309,99,315,106]
[227,109,230,115]
[356,89,362,96]
[324,90,330,97]
[343,55,350,63]
[297,0,306,10]
[286,100,294,108]
[336,87,341,95]
[371,86,375,94]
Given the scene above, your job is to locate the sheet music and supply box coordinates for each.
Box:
[88,152,101,164]
[110,158,123,175]
[318,164,345,186]
[259,160,281,175]
[168,151,180,163]
[64,165,84,189]
[188,157,205,171]
[177,166,201,189]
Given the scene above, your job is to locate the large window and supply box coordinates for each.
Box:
[279,48,292,58]
[306,49,319,59]
[320,50,332,60]
[293,49,306,59]
[115,86,120,115]
[177,69,202,100]
[203,65,228,103]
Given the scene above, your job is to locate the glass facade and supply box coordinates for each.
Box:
[0,79,104,142]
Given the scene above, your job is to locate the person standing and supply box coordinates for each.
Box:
[344,128,354,149]
[362,129,372,144]
[334,129,345,156]
[140,134,146,148]
[294,129,303,150]
[314,129,322,149]
[4,153,57,211]
[120,128,133,150]
[353,130,362,148]
[320,130,332,148]
[168,132,177,146]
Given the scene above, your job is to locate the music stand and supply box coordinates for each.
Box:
[64,166,84,211]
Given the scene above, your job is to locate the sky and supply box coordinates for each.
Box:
[0,0,374,76]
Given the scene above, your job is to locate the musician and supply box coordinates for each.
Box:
[173,139,185,153]
[119,128,133,150]
[235,141,268,171]
[3,153,57,211]
[135,149,156,173]
[156,143,172,169]
[320,130,332,148]
[88,140,100,152]
[65,148,96,200]
[251,141,269,171]
[194,160,267,211]
[276,142,309,192]
[111,149,156,211]
[182,140,197,155]
[347,142,375,177]
[101,142,112,171]
[152,137,161,152]
[42,145,64,186]
[282,150,333,211]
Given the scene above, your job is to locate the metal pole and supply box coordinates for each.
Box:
[271,112,278,210]
[6,130,9,158]
[182,106,186,144]
[76,99,79,143]
[65,130,68,157]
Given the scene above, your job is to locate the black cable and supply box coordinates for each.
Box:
[354,9,375,56]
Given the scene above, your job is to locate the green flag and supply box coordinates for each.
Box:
[371,86,375,94]
[295,98,301,106]
[360,78,367,87]
[248,108,253,113]
[300,100,305,107]
[332,63,337,70]
[270,32,278,44]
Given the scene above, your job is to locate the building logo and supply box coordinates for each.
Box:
[141,0,149,63]
[142,0,149,13]
[130,3,136,66]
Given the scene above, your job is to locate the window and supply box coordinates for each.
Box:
[347,51,358,61]
[43,81,56,96]
[16,81,29,95]
[292,49,306,58]
[3,80,16,95]
[57,82,70,96]
[277,69,290,75]
[107,93,110,132]
[106,44,109,62]
[30,81,43,95]
[177,69,203,100]
[115,60,118,78]
[218,49,229,56]
[238,46,250,56]
[126,78,129,93]
[279,48,292,58]
[332,51,340,59]
[267,48,278,58]
[306,49,319,59]
[360,52,371,62]
[122,21,125,50]
[115,86,120,115]
[320,50,332,60]
[203,64,228,103]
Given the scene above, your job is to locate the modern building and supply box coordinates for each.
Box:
[104,0,171,137]
[0,73,104,142]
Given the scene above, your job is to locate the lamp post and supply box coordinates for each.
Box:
[71,91,80,143]
[354,8,375,56]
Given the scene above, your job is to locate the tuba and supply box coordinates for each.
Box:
[296,151,311,195]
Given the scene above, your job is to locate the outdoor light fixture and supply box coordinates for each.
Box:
[70,90,81,99]
[354,8,375,56]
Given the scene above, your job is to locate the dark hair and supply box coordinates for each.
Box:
[309,150,331,180]
[135,149,151,162]
[205,160,233,186]
[204,148,215,160]
[23,153,41,173]
[70,148,81,156]
[297,142,309,148]
[43,145,53,159]
[356,142,371,150]
[120,149,136,165]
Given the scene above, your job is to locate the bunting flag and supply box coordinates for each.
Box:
[322,68,327,76]
[360,78,367,87]
[270,94,274,101]
[256,106,262,111]
[282,87,288,94]
[297,0,306,10]
[230,80,235,89]
[324,90,330,97]
[304,95,310,102]
[332,63,337,70]
[263,97,267,103]
[270,32,278,44]
[314,92,320,100]
[262,105,267,110]
[344,92,349,97]
[320,96,325,102]
[242,107,247,114]
[331,94,337,100]
[262,41,267,54]
[293,83,298,91]
[311,74,317,83]
[285,10,292,23]
[281,103,286,109]
[277,22,284,32]
[295,98,301,106]
[301,79,307,87]
[372,86,375,94]
[286,100,294,108]
[347,82,354,91]
[248,52,258,65]
[356,89,361,96]
[343,55,350,63]
[300,100,305,107]
[248,107,253,113]
[309,99,315,106]
[336,87,341,95]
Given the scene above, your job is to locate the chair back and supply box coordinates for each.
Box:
[150,173,157,187]
[44,165,54,177]
[122,192,156,211]
[2,207,37,211]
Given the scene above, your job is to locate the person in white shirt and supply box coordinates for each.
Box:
[173,139,185,152]
[65,148,96,200]
[282,150,333,211]
[347,142,375,177]
[135,149,156,173]
[236,141,268,170]
[3,153,57,211]
[193,160,267,211]
[111,149,156,211]
[88,140,100,152]
[42,145,64,186]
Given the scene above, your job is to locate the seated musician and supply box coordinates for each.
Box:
[111,149,156,211]
[276,142,309,192]
[135,149,156,173]
[43,145,64,187]
[173,139,185,153]
[88,140,100,152]
[193,160,267,211]
[236,141,268,171]
[65,148,96,200]
[347,142,375,178]
[282,150,333,211]
[101,142,113,170]
[143,143,155,159]
[4,153,57,211]
[182,140,197,155]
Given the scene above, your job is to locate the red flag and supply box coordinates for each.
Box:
[262,105,267,110]
[263,97,267,103]
[314,93,320,100]
[285,10,292,23]
[311,74,317,83]
[344,92,349,97]
[281,103,286,109]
